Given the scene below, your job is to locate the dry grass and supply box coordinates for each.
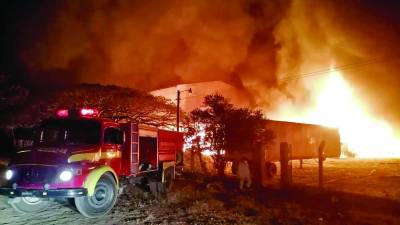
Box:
[262,158,400,201]
[0,158,399,224]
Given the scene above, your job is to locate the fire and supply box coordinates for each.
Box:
[273,67,400,158]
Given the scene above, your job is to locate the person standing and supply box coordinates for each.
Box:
[237,157,251,190]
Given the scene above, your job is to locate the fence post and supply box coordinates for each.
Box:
[252,141,263,186]
[280,142,292,190]
[318,141,326,189]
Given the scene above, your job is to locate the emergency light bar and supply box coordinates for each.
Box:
[56,108,99,118]
[80,108,99,117]
[56,109,69,117]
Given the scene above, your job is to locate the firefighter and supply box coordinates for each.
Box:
[237,157,251,190]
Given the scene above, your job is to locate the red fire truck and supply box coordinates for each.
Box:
[0,108,183,218]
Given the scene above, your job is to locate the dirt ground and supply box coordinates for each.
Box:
[0,158,399,225]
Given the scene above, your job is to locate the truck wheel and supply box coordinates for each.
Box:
[9,197,50,214]
[265,162,277,178]
[74,173,118,218]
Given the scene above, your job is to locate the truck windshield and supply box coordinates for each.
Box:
[36,119,101,147]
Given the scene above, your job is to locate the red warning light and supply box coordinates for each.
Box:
[79,108,99,117]
[56,109,69,117]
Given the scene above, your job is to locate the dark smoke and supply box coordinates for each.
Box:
[16,0,289,94]
[2,0,400,131]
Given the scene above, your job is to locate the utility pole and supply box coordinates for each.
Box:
[176,90,181,132]
[176,88,192,132]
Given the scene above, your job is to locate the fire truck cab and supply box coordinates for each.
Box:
[0,108,183,218]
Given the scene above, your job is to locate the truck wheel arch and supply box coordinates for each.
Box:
[83,166,118,196]
[162,161,175,182]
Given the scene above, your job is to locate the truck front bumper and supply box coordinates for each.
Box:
[0,187,87,198]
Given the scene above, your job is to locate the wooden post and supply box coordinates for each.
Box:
[190,149,195,172]
[288,144,292,184]
[176,90,181,132]
[300,159,303,169]
[280,142,291,190]
[252,141,263,186]
[318,141,326,189]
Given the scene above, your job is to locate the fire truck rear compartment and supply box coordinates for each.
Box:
[139,136,157,171]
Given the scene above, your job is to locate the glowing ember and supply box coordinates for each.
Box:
[272,67,400,158]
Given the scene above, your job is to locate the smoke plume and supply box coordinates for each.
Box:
[275,0,400,130]
[18,0,288,92]
[8,0,400,130]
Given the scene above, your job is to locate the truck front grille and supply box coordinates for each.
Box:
[18,166,57,184]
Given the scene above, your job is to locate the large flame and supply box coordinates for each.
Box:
[273,67,400,158]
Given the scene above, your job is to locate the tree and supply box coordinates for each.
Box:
[0,74,30,127]
[188,94,273,176]
[4,84,177,128]
[184,117,208,173]
[188,95,231,175]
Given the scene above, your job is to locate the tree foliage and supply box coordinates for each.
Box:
[187,94,273,175]
[190,95,233,154]
[4,84,176,128]
[0,75,30,125]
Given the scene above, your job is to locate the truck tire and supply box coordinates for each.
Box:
[74,173,118,218]
[9,197,50,214]
[265,162,277,178]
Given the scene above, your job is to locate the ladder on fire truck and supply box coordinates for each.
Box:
[130,123,139,174]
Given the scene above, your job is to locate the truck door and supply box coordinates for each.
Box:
[103,127,123,174]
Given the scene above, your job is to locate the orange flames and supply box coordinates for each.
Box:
[272,67,400,158]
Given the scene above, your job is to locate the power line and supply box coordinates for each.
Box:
[150,55,399,96]
[279,57,389,82]
[246,55,399,87]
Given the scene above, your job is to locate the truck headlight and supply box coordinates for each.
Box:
[59,170,73,181]
[5,170,13,180]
